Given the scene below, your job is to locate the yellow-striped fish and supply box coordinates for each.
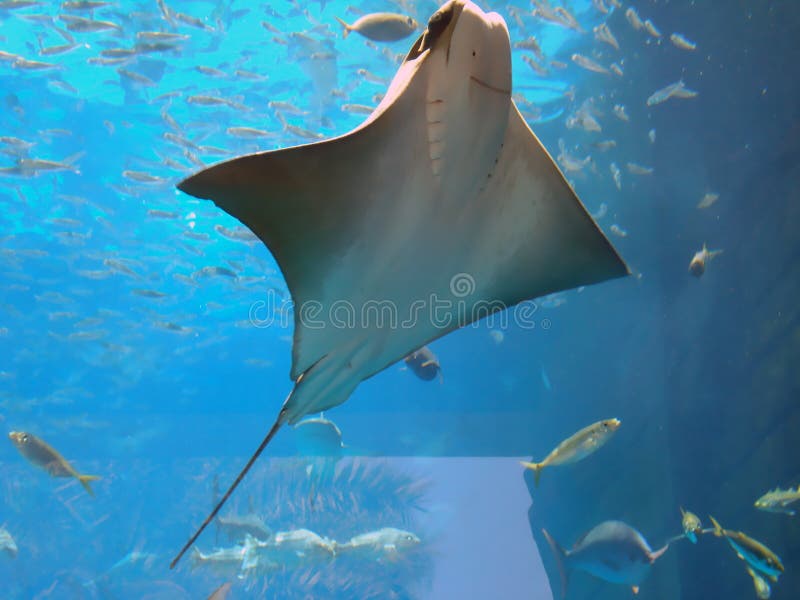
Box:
[8,431,100,496]
[521,418,621,486]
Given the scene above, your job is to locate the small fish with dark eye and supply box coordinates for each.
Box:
[688,243,722,277]
[334,12,418,42]
[8,431,100,496]
[336,527,420,558]
[521,418,621,486]
[403,346,442,382]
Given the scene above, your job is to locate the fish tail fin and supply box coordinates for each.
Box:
[334,17,351,38]
[78,474,101,496]
[189,547,203,571]
[708,515,723,537]
[542,528,569,599]
[650,543,669,562]
[520,461,544,486]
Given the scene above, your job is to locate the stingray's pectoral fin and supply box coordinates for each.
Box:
[482,103,629,306]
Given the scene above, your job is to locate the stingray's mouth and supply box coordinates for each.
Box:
[470,75,511,95]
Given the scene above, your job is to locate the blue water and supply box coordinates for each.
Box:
[1,0,798,598]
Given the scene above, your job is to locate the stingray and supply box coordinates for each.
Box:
[170,0,627,568]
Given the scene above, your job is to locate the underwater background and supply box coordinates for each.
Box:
[1,0,799,598]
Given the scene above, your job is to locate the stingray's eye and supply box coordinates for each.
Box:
[407,17,415,27]
[404,2,455,62]
[427,4,454,40]
[21,434,28,443]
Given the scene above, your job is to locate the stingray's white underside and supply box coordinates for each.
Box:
[178,0,627,424]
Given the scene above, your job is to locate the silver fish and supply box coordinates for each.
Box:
[542,521,669,597]
[335,12,418,42]
[670,33,697,51]
[0,527,17,559]
[646,79,698,106]
[754,485,800,516]
[521,418,620,486]
[571,53,609,75]
[336,527,420,557]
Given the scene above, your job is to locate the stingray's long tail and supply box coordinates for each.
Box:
[170,415,284,569]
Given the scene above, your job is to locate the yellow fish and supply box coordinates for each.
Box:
[8,431,100,496]
[521,418,621,486]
